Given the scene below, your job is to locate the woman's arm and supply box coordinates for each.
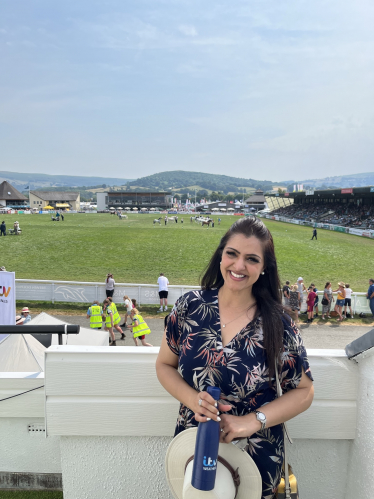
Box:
[156,333,231,422]
[220,369,314,443]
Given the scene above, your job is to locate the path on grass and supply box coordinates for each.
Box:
[54,315,373,350]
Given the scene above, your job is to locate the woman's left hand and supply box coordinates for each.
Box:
[219,413,259,443]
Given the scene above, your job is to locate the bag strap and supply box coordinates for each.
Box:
[275,360,292,499]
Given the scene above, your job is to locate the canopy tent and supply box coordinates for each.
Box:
[220,208,227,212]
[0,333,45,372]
[125,207,131,210]
[109,207,115,210]
[117,207,123,210]
[44,205,54,210]
[227,208,235,211]
[27,312,108,346]
[140,208,147,211]
[211,208,219,211]
[56,203,70,208]
[149,208,155,211]
[132,207,138,211]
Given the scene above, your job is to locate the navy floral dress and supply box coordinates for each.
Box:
[166,289,313,499]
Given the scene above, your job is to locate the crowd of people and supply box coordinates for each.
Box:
[0,220,22,235]
[273,203,374,229]
[282,277,374,321]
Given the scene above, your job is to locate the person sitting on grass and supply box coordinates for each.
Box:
[127,308,153,347]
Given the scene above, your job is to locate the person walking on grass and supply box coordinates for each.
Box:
[0,221,6,236]
[127,308,153,346]
[333,282,346,321]
[311,228,317,240]
[343,284,353,318]
[157,272,169,312]
[321,282,334,320]
[367,279,374,318]
[306,286,317,323]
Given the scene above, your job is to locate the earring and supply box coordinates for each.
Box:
[220,261,222,264]
[261,271,265,275]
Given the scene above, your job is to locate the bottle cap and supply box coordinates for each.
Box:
[207,386,221,401]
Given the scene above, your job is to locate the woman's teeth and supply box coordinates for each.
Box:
[230,271,245,278]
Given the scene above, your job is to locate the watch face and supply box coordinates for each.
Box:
[257,412,266,422]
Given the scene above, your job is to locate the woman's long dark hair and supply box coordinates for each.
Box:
[200,216,287,380]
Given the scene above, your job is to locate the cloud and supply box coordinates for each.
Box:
[178,25,198,37]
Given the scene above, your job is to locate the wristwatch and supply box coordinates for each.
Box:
[255,411,267,431]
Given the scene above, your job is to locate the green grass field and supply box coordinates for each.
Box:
[0,213,373,291]
[0,492,62,499]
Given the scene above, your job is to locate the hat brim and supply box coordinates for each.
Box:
[165,428,262,499]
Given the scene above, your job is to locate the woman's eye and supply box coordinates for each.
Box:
[226,251,236,256]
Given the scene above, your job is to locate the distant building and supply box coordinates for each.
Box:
[30,191,80,211]
[97,191,172,211]
[245,189,266,211]
[0,181,28,208]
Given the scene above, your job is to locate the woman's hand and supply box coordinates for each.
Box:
[219,413,259,443]
[193,391,232,423]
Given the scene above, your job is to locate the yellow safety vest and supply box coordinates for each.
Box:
[89,305,103,329]
[132,314,151,338]
[105,303,121,327]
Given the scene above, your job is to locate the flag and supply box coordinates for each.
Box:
[293,185,296,192]
[0,271,16,325]
[300,184,303,190]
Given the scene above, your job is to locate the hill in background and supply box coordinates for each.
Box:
[0,171,133,190]
[286,172,374,189]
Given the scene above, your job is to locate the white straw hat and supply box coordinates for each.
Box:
[165,428,262,499]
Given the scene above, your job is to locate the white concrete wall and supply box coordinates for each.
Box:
[96,192,107,211]
[59,436,351,499]
[0,417,61,474]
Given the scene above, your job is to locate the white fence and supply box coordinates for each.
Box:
[15,279,373,314]
[261,213,374,238]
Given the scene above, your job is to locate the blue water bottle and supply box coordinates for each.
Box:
[191,386,221,491]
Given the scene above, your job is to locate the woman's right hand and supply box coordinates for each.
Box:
[193,390,232,423]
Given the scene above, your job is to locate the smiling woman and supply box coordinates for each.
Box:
[156,217,314,499]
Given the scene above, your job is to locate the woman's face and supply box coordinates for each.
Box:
[220,234,265,294]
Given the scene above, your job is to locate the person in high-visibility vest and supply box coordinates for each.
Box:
[107,297,126,339]
[86,301,103,329]
[127,308,153,347]
[103,298,124,345]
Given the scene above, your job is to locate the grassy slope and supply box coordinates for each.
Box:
[0,213,372,291]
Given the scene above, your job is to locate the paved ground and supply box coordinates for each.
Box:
[55,315,373,350]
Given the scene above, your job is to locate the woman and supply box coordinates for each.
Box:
[105,273,115,298]
[321,282,334,320]
[333,282,346,321]
[288,284,300,312]
[121,295,133,327]
[156,217,314,499]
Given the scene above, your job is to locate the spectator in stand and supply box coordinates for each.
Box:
[157,272,169,312]
[282,281,290,306]
[333,282,346,321]
[306,286,317,323]
[296,277,306,314]
[367,279,374,318]
[310,283,319,317]
[105,273,115,298]
[289,285,300,312]
[321,282,333,320]
[343,284,353,318]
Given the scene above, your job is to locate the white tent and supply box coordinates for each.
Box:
[0,333,45,372]
[27,312,108,346]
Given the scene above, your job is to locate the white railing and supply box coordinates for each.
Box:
[15,279,373,314]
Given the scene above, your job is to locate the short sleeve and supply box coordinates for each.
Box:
[165,293,189,356]
[280,318,313,393]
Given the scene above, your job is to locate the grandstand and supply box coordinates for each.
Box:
[272,186,374,229]
[265,195,293,211]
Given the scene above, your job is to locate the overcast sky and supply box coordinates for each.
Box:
[1,0,373,182]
